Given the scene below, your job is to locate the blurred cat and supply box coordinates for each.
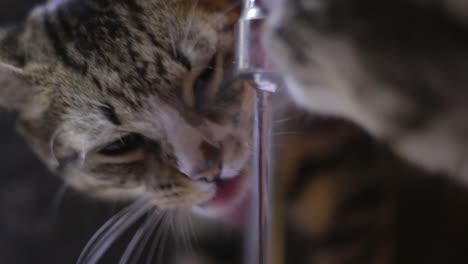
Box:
[264,0,468,180]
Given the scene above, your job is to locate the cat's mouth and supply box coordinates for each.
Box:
[193,170,251,225]
[210,173,247,205]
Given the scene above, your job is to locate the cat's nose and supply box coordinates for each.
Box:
[189,141,222,182]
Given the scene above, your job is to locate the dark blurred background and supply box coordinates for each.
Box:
[0,1,120,263]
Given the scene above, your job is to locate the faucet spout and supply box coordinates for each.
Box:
[236,1,281,264]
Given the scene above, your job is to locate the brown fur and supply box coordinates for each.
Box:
[264,0,468,179]
[265,1,468,263]
[274,115,468,264]
[0,0,253,214]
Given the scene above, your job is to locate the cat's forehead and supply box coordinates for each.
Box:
[39,0,240,99]
[32,0,241,72]
[24,0,242,141]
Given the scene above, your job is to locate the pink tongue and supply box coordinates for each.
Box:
[212,176,241,204]
[208,173,252,227]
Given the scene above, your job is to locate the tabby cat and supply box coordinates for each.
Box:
[273,112,468,264]
[3,0,468,263]
[264,0,468,263]
[0,0,254,220]
[0,0,252,261]
[264,0,468,180]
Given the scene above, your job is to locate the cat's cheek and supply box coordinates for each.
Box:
[62,167,146,201]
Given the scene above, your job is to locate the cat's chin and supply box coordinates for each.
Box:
[192,171,251,227]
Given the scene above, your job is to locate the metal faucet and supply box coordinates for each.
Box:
[236,1,280,263]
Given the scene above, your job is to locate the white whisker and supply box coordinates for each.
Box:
[49,127,64,164]
[48,183,68,224]
[120,209,162,264]
[86,205,152,264]
[187,213,200,251]
[145,233,160,264]
[145,213,168,264]
[178,211,194,254]
[130,211,165,264]
[77,199,151,264]
[155,213,172,264]
[273,116,300,124]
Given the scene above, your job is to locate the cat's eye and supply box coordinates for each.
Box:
[193,55,218,108]
[98,133,146,156]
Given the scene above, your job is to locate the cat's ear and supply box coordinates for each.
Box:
[0,63,31,111]
[0,27,33,111]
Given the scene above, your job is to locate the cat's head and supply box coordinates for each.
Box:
[0,0,253,219]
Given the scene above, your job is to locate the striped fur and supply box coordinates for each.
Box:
[0,0,253,219]
[264,0,468,263]
[274,114,468,264]
[3,1,468,263]
[264,0,468,180]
